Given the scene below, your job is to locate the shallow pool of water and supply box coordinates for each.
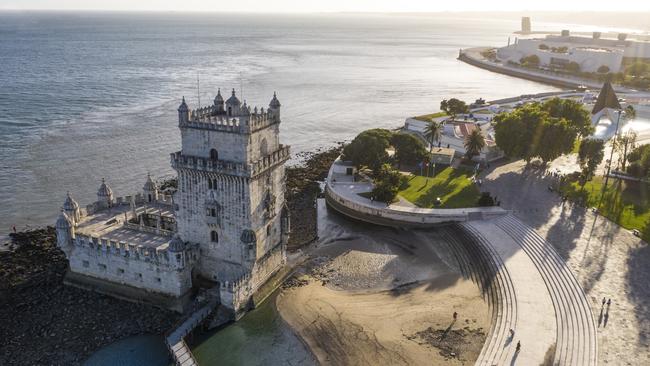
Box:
[83,335,170,366]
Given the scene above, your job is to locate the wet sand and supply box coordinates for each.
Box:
[277,221,490,366]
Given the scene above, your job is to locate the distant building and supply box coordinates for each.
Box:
[521,17,531,34]
[496,32,650,73]
[430,147,455,166]
[55,89,290,317]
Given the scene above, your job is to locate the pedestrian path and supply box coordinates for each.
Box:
[461,214,597,365]
[165,298,217,366]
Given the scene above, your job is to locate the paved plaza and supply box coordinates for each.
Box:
[481,159,650,365]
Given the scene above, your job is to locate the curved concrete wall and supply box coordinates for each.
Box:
[325,158,508,228]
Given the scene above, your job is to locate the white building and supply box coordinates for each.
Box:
[498,35,625,73]
[56,89,290,317]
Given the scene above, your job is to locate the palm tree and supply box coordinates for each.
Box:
[424,120,443,152]
[423,120,443,177]
[464,128,486,159]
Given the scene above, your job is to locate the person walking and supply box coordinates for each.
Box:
[607,299,611,306]
[12,225,16,234]
[516,341,521,352]
[602,297,606,306]
[453,311,458,320]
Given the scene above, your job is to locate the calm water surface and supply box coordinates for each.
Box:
[0,11,563,233]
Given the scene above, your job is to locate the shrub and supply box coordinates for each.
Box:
[538,44,549,50]
[597,65,610,74]
[478,192,495,206]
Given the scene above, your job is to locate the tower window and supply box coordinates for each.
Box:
[210,149,219,160]
[208,179,213,189]
[211,230,219,243]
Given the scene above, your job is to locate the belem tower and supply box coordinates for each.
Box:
[55,88,290,317]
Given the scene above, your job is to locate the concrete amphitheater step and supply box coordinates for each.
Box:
[459,224,518,366]
[496,216,578,365]
[465,219,558,365]
[494,215,597,366]
[506,215,597,366]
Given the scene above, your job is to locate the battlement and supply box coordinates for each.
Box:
[183,106,279,134]
[170,145,290,178]
[73,233,193,268]
[85,193,174,216]
[251,145,290,177]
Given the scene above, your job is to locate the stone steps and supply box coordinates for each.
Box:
[495,214,597,366]
[459,224,518,366]
[440,225,518,366]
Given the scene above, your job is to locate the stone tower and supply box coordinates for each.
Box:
[171,89,290,306]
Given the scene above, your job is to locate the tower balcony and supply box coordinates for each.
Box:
[170,144,290,178]
[170,152,251,177]
[251,145,290,177]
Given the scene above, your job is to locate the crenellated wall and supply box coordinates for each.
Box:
[68,234,197,297]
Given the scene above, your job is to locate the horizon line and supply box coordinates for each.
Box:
[2,9,650,14]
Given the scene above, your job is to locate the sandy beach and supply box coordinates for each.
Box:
[277,226,490,365]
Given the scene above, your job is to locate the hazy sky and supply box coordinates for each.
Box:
[3,0,650,12]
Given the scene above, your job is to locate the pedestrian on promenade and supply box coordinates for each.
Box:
[12,225,17,234]
[516,341,521,352]
[602,297,606,306]
[509,329,515,337]
[607,299,611,306]
[453,311,458,320]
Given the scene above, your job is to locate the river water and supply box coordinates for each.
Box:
[0,11,565,234]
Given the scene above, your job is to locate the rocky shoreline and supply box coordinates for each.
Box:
[0,146,341,365]
[285,145,342,250]
[0,228,181,366]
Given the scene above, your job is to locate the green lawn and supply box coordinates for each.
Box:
[413,111,447,122]
[560,176,650,240]
[398,167,481,208]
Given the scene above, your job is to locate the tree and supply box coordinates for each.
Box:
[371,164,405,203]
[577,138,605,186]
[614,131,636,170]
[565,61,580,73]
[440,98,469,119]
[493,103,545,162]
[625,105,636,121]
[391,133,427,167]
[464,127,486,159]
[536,118,577,164]
[342,129,392,171]
[424,121,443,150]
[538,44,549,50]
[597,65,610,74]
[520,54,540,68]
[494,102,580,164]
[542,97,593,137]
[626,61,649,77]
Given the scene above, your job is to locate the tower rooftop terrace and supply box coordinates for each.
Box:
[76,202,174,250]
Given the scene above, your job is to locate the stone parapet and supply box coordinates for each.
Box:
[251,145,290,177]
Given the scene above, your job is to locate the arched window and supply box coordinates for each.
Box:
[260,138,268,157]
[210,231,218,243]
[210,149,218,160]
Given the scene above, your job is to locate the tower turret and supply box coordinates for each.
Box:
[269,92,281,120]
[178,96,189,124]
[168,235,186,269]
[225,89,241,117]
[143,173,159,203]
[213,88,225,115]
[55,210,74,253]
[63,191,81,225]
[97,178,114,209]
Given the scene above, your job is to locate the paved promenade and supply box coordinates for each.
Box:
[481,160,650,366]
